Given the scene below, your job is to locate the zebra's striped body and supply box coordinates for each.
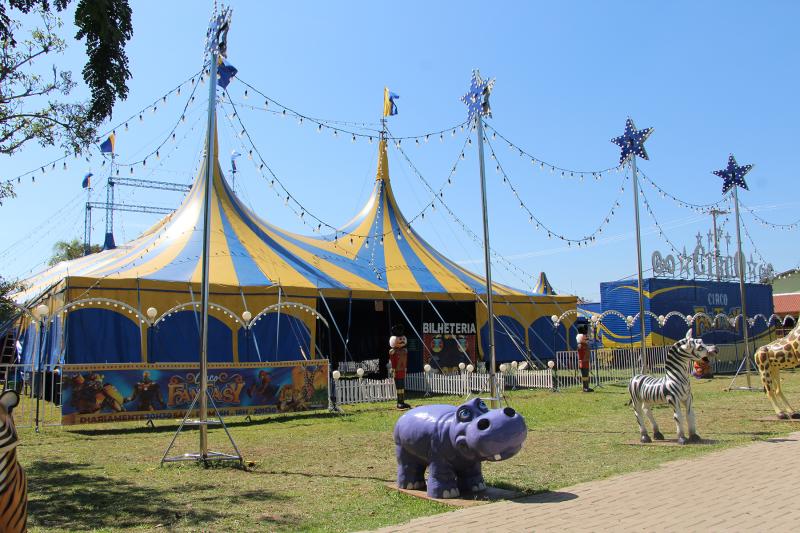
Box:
[0,390,27,533]
[628,330,716,445]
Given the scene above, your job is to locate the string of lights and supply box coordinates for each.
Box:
[135,112,206,184]
[113,76,204,171]
[99,70,204,142]
[483,123,623,179]
[365,180,385,281]
[234,77,470,144]
[637,174,683,256]
[638,170,728,213]
[738,199,800,230]
[736,198,771,268]
[221,94,473,240]
[390,138,536,292]
[486,135,628,247]
[2,70,204,188]
[224,100,381,133]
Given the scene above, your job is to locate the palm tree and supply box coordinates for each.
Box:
[48,239,101,266]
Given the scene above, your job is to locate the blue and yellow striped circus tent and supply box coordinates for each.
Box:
[14,134,577,369]
[533,272,556,295]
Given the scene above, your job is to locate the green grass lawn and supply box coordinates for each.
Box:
[18,371,800,532]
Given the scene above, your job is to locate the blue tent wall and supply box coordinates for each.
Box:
[600,278,774,346]
[238,313,310,362]
[44,315,63,365]
[66,308,141,364]
[20,323,37,365]
[528,316,573,359]
[480,316,525,364]
[148,311,232,363]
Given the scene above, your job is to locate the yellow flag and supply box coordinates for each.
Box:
[383,87,399,117]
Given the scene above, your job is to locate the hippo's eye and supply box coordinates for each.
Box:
[456,407,473,423]
[476,400,489,413]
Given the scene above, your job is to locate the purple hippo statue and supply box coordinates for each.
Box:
[393,398,528,499]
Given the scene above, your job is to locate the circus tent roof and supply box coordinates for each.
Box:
[533,272,556,295]
[17,135,564,303]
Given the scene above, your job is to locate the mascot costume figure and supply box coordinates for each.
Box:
[390,324,411,410]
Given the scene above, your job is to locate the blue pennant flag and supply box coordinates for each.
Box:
[218,58,238,89]
[231,151,241,171]
[99,133,115,154]
[82,172,93,189]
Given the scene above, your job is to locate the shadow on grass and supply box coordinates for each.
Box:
[249,467,393,483]
[620,438,720,447]
[26,460,291,530]
[66,410,341,437]
[542,428,628,435]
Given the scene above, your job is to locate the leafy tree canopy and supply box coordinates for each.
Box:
[48,237,100,265]
[0,0,132,200]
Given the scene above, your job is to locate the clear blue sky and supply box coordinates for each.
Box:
[1,0,798,301]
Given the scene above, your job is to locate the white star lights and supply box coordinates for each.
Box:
[611,118,653,166]
[461,70,495,123]
[713,154,752,194]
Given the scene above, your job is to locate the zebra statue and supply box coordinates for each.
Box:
[629,330,716,445]
[0,390,27,533]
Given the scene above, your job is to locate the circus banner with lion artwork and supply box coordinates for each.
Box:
[60,360,329,425]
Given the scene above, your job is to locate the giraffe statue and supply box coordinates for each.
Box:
[754,321,800,419]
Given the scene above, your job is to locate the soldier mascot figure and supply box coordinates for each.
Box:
[576,324,593,392]
[389,324,411,410]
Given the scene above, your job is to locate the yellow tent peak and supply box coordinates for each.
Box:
[375,138,390,182]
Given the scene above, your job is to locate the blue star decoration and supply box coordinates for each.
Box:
[713,154,752,194]
[461,70,495,123]
[611,118,653,166]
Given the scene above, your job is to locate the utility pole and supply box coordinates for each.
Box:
[709,208,728,281]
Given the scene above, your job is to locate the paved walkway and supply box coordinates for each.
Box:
[373,432,800,532]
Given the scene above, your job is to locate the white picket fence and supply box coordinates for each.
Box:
[405,371,505,396]
[502,369,554,389]
[333,377,396,405]
[337,359,380,374]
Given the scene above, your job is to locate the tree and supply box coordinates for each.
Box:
[0,0,132,199]
[0,275,24,324]
[48,237,100,265]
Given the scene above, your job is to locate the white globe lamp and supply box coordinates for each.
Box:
[35,304,49,319]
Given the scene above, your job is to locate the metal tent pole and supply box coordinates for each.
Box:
[728,185,754,389]
[162,5,241,467]
[195,26,219,459]
[475,116,498,407]
[629,156,649,372]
